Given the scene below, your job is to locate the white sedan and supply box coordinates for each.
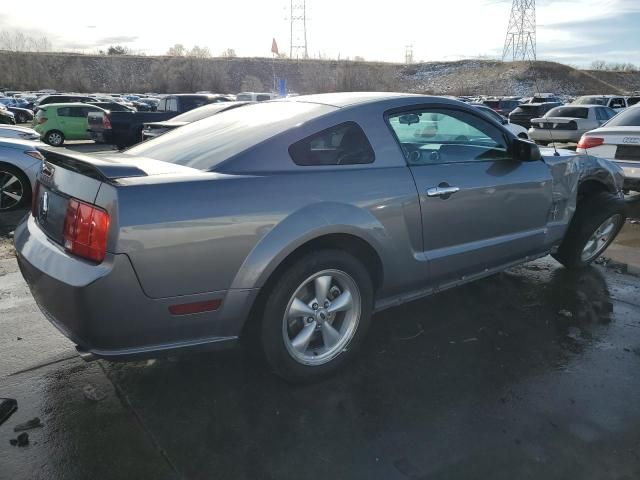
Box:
[0,125,40,141]
[577,105,640,192]
[529,105,617,144]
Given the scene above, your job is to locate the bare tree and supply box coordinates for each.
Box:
[221,48,237,58]
[166,44,186,56]
[0,30,52,52]
[107,45,130,55]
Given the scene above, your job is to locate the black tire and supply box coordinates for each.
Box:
[261,250,374,383]
[44,130,64,147]
[553,191,626,269]
[0,164,32,211]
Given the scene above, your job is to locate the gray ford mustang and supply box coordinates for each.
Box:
[14,93,626,382]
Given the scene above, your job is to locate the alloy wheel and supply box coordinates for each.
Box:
[282,269,361,366]
[581,214,622,262]
[0,170,24,210]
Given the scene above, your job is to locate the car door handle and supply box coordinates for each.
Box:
[426,186,460,197]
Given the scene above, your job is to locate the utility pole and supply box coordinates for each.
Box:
[289,0,308,59]
[502,0,536,61]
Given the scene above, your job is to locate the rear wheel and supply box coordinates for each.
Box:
[261,250,373,383]
[553,192,626,269]
[0,164,31,211]
[45,130,64,146]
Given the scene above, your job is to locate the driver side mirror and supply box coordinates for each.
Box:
[511,137,542,162]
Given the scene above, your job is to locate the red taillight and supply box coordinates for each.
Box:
[63,199,110,263]
[577,136,604,149]
[102,115,112,129]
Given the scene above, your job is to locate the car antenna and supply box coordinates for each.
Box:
[528,59,560,156]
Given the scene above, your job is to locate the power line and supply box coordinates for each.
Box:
[502,0,536,61]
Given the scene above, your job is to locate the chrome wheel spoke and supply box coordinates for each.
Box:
[2,175,17,189]
[321,322,341,349]
[314,275,332,305]
[288,298,314,319]
[291,322,316,353]
[2,191,20,201]
[327,290,352,314]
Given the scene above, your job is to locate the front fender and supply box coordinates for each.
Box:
[229,202,391,290]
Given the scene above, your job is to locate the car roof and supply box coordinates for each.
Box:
[279,92,426,108]
[41,102,105,109]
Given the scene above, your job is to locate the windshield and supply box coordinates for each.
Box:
[546,107,589,119]
[125,101,335,170]
[605,107,640,127]
[573,96,607,106]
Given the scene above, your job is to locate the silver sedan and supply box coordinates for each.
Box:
[0,138,43,211]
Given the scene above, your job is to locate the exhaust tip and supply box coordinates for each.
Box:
[76,346,97,362]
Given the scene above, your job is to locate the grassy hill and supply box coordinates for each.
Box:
[1,51,638,96]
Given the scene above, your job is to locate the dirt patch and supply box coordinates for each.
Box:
[0,237,15,261]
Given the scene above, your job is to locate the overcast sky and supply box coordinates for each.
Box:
[1,0,639,65]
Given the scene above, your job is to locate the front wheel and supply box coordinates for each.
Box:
[45,130,64,146]
[553,192,626,269]
[261,250,373,383]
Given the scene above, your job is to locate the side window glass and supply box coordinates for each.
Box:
[289,122,375,166]
[157,98,167,111]
[386,108,509,166]
[167,98,178,112]
[57,107,71,117]
[595,108,605,121]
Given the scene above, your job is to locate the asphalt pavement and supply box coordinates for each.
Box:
[1,142,640,479]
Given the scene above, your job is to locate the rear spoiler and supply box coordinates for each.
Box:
[37,147,147,182]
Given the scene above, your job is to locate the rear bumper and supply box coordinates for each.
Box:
[528,128,582,143]
[14,216,258,360]
[88,129,112,144]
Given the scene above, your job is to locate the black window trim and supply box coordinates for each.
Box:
[288,120,376,167]
[383,103,515,166]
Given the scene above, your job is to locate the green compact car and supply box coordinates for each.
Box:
[34,103,107,146]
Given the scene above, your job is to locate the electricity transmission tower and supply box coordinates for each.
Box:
[405,45,414,64]
[289,0,308,59]
[502,0,536,61]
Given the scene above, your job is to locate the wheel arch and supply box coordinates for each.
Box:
[577,177,615,202]
[240,231,384,340]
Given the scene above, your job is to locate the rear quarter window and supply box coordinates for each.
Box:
[289,122,375,166]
